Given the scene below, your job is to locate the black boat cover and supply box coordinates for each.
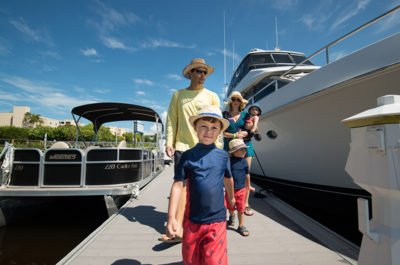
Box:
[71,102,163,133]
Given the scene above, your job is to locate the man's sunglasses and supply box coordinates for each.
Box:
[192,69,208,75]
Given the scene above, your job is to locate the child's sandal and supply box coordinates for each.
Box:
[227,214,235,226]
[237,226,250,237]
[244,206,254,216]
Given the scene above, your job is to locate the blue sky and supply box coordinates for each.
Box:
[1,0,399,134]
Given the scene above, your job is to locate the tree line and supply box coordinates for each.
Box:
[0,124,132,142]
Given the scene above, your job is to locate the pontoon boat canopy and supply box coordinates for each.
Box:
[72,102,163,133]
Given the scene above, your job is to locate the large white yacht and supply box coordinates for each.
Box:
[226,8,400,204]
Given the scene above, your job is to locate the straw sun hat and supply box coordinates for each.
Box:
[189,105,229,132]
[225,91,248,109]
[228,139,248,153]
[182,58,214,79]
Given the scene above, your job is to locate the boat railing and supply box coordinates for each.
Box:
[280,5,400,78]
[0,139,158,150]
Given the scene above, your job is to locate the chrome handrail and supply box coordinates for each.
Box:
[280,5,400,78]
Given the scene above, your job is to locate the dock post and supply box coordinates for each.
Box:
[343,95,400,265]
[104,195,118,217]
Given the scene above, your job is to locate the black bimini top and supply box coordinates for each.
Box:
[71,102,163,133]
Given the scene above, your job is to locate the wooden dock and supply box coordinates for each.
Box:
[57,166,359,265]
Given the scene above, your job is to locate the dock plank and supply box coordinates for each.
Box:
[58,166,355,265]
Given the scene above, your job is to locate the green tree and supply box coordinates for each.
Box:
[23,112,43,128]
[0,126,29,139]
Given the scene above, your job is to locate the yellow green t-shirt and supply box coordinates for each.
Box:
[166,87,221,152]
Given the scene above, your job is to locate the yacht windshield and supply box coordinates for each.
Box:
[291,54,314,65]
[272,53,293,64]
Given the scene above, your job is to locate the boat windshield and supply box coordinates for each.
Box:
[227,51,314,96]
[291,54,313,65]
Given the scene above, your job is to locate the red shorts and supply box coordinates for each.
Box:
[182,219,228,265]
[225,187,246,213]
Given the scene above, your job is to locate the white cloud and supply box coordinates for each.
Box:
[0,91,20,101]
[2,76,56,94]
[38,50,61,59]
[102,37,126,49]
[374,8,400,34]
[136,90,146,96]
[331,0,371,30]
[10,17,53,45]
[134,79,154,86]
[166,74,182,81]
[270,0,298,11]
[169,88,177,94]
[140,39,195,49]
[0,75,97,114]
[81,48,98,57]
[299,14,316,31]
[93,1,140,32]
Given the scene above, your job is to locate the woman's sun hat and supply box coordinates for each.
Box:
[182,58,214,79]
[188,105,229,131]
[228,138,249,153]
[225,91,248,109]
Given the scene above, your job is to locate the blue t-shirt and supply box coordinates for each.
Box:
[230,156,249,190]
[174,143,232,224]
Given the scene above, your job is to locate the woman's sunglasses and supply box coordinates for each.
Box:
[231,98,241,102]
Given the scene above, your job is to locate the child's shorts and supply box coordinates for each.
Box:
[182,219,228,265]
[225,187,246,213]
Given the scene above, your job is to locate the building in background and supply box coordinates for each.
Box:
[0,106,30,127]
[108,126,132,137]
[0,106,82,128]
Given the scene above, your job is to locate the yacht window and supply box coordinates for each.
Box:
[272,53,293,64]
[254,84,275,102]
[291,54,314,65]
[228,56,250,92]
[277,79,290,88]
[250,54,274,64]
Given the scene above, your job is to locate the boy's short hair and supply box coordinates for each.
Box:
[189,105,229,131]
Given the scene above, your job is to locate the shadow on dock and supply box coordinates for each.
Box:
[111,259,183,265]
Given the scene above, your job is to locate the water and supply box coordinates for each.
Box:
[252,176,363,246]
[0,197,109,265]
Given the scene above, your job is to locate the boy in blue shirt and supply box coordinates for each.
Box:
[166,105,235,265]
[225,138,251,237]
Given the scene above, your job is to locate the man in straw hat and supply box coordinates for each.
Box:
[159,58,221,243]
[166,105,234,265]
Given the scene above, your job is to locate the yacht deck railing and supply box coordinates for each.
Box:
[280,5,400,78]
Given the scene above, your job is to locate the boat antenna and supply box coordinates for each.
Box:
[223,11,228,96]
[275,16,280,51]
[232,40,235,71]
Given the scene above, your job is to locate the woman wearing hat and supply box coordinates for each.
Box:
[160,58,221,243]
[223,91,255,216]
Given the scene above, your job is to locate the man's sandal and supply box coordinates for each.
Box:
[158,234,182,243]
[244,206,254,216]
[237,226,250,237]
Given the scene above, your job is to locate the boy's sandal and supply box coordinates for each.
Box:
[237,226,250,237]
[244,206,254,216]
[227,214,235,227]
